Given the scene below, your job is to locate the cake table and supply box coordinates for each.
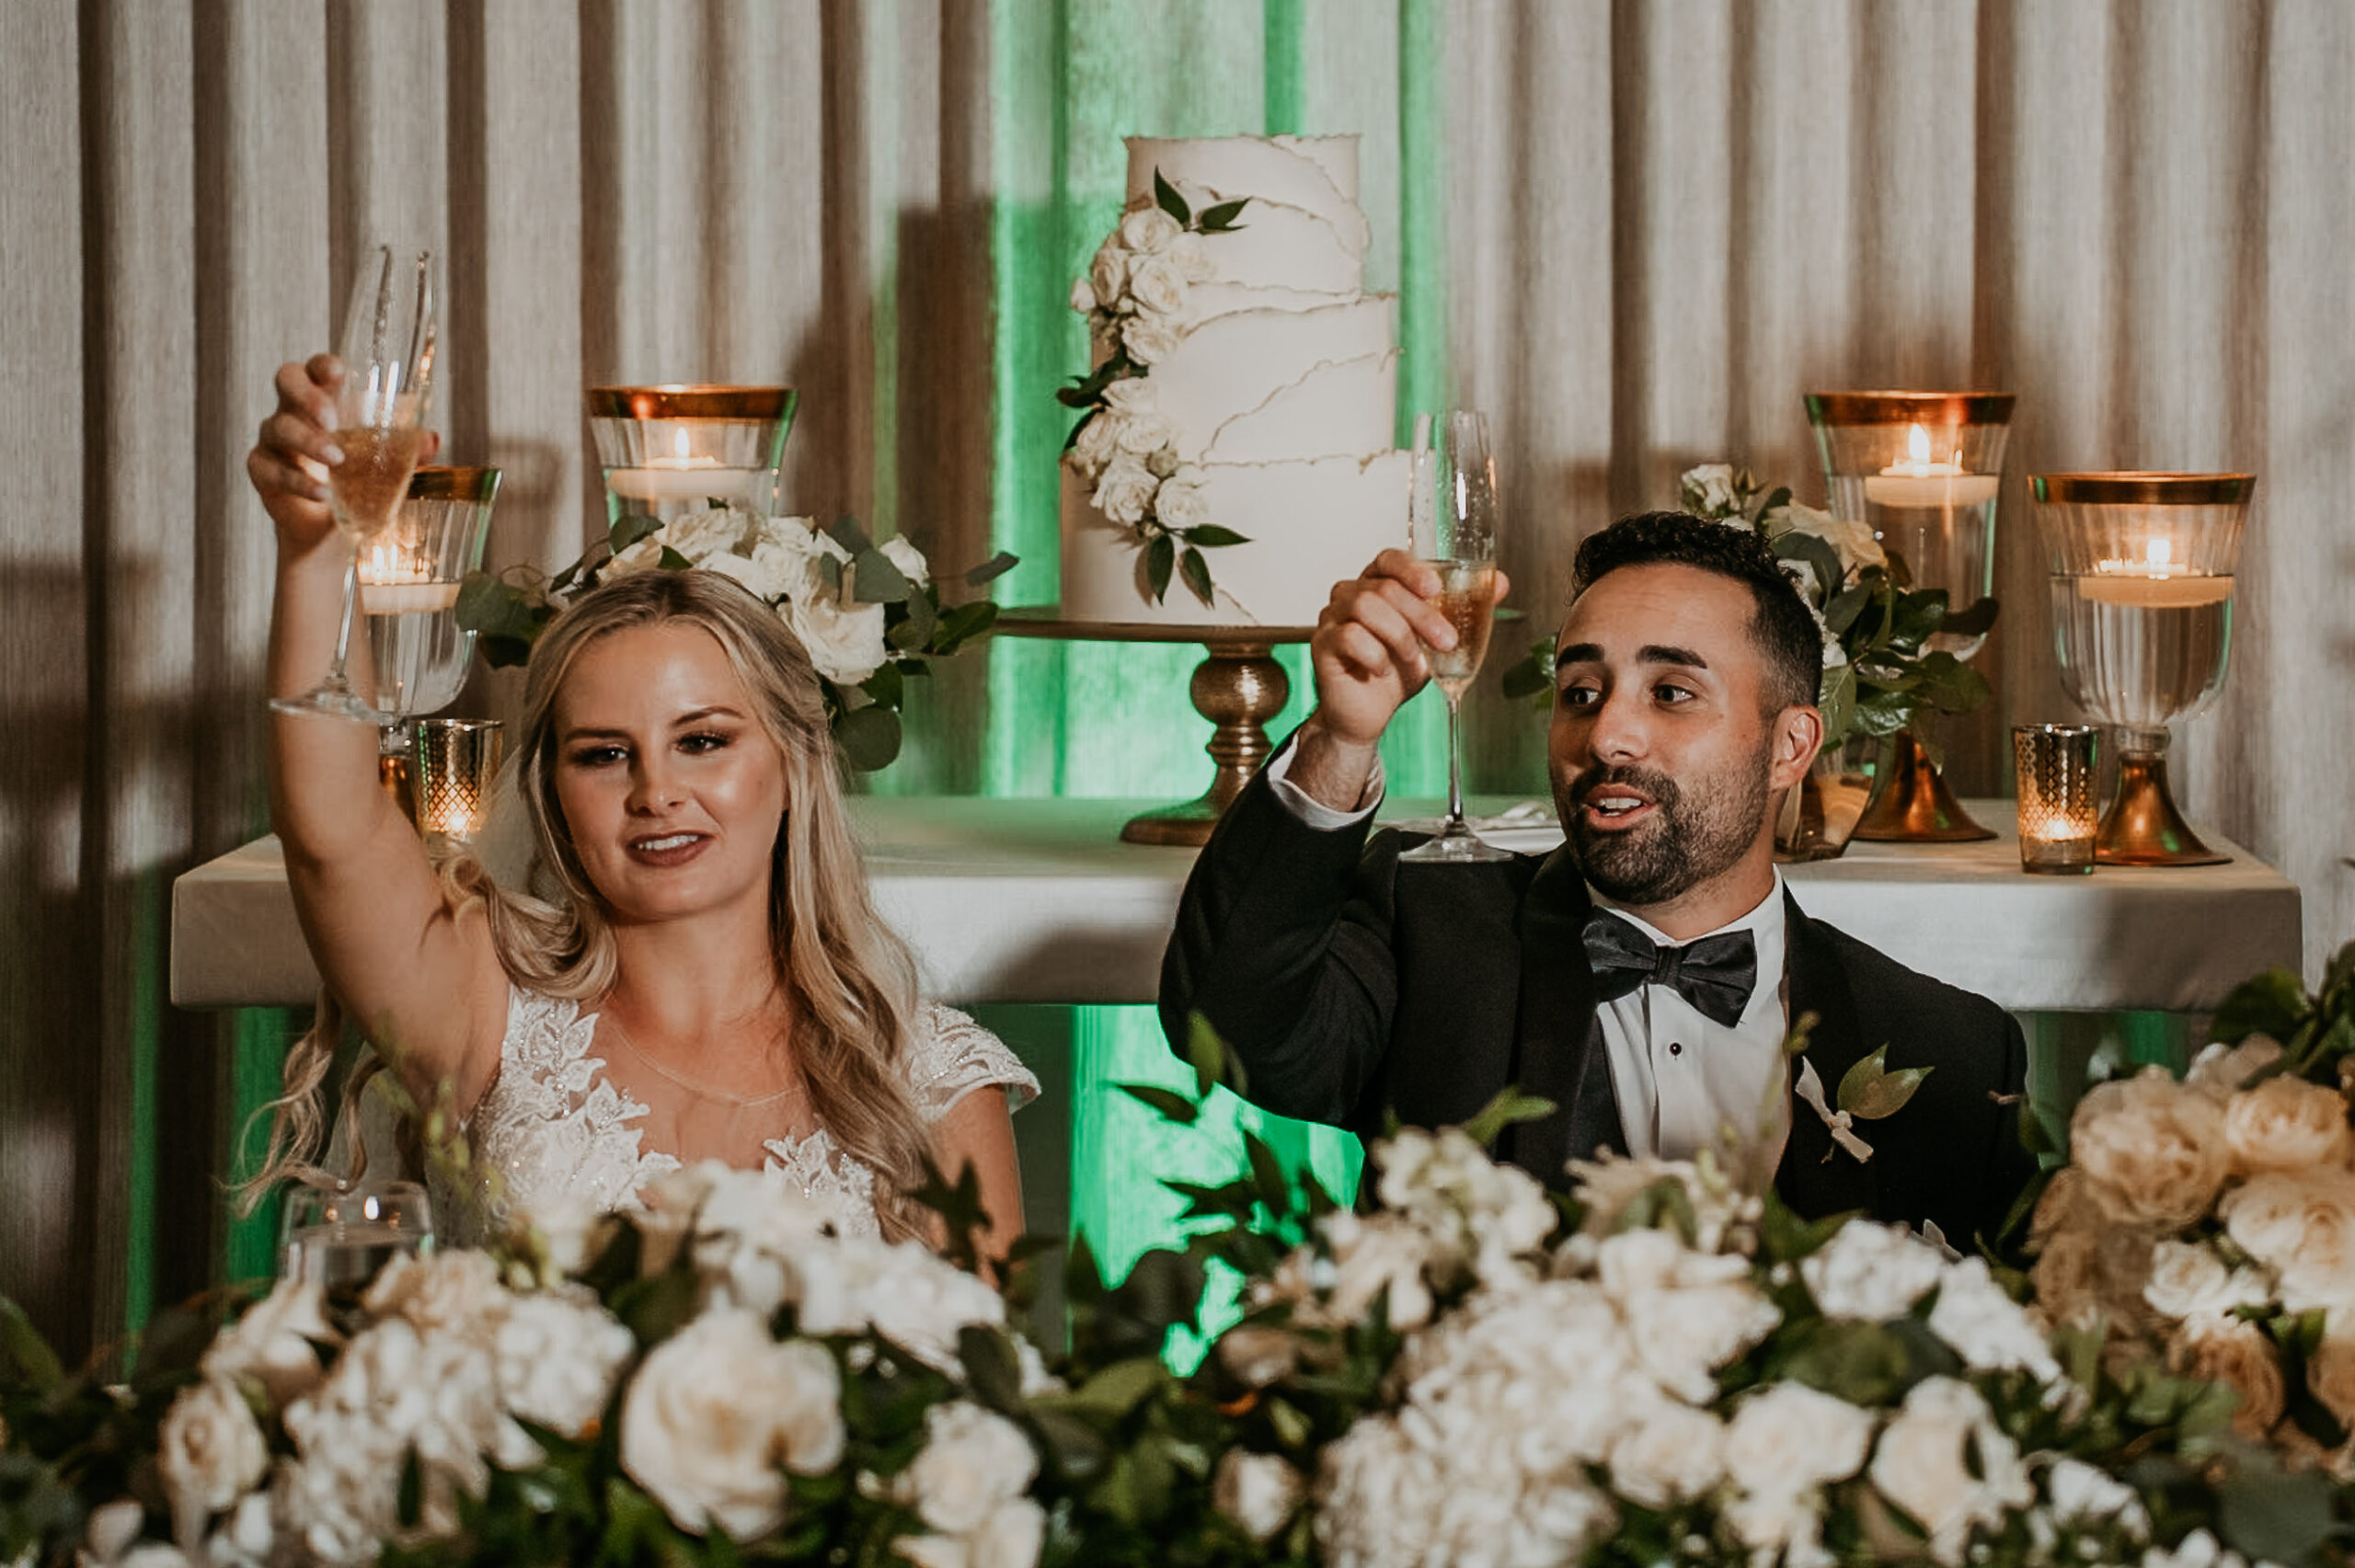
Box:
[995,608,1314,846]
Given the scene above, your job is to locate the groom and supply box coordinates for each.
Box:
[1159,511,2037,1247]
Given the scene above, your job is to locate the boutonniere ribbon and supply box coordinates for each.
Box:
[1790,1039,1934,1166]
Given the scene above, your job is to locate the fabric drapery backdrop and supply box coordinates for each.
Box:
[5,0,2349,1358]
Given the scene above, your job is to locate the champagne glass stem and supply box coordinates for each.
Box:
[327,552,362,695]
[1443,690,1466,831]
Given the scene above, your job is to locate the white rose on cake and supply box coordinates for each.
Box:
[1120,312,1180,366]
[1117,205,1182,255]
[1091,453,1159,528]
[1153,469,1210,532]
[1100,378,1172,453]
[1088,244,1129,313]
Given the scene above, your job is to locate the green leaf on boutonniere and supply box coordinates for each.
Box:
[1145,531,1177,602]
[1154,167,1190,224]
[1197,198,1249,232]
[1178,545,1215,608]
[1836,1045,1932,1122]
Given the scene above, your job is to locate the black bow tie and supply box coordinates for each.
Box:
[1581,910,1759,1028]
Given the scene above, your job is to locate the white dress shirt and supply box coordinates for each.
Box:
[1266,749,1792,1169]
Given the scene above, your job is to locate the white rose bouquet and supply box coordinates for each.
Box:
[1060,169,1253,609]
[458,510,1016,772]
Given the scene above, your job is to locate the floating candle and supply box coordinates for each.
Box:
[1862,422,1999,509]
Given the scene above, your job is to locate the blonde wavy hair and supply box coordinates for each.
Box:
[246,570,935,1240]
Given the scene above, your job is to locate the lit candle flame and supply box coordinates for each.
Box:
[1906,422,1930,464]
[673,426,693,461]
[2146,537,2173,569]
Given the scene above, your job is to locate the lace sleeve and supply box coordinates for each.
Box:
[905,1003,1040,1121]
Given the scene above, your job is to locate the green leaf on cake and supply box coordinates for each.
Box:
[1197,198,1249,232]
[1153,167,1190,224]
[1178,545,1216,609]
[1146,532,1177,602]
[1178,524,1250,548]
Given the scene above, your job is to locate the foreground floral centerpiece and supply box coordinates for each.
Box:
[13,976,2355,1568]
[456,509,1014,771]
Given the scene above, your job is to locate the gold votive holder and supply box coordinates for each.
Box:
[2012,724,2099,875]
[412,718,502,839]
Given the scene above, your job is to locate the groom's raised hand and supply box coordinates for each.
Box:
[1291,549,1510,813]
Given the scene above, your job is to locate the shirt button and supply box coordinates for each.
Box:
[1669,1041,1683,1057]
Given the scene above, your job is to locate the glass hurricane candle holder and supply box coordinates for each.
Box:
[2012,725,2100,875]
[1805,391,2016,843]
[412,717,503,840]
[366,466,500,807]
[2030,472,2254,866]
[586,385,798,536]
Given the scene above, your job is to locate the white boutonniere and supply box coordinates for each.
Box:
[1787,1019,1934,1164]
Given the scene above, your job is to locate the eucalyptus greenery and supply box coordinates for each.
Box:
[1501,467,1997,761]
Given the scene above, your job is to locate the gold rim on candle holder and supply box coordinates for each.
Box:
[585,385,798,420]
[407,465,503,503]
[1804,391,2016,427]
[2029,473,2257,507]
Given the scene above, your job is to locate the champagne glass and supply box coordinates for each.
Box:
[272,242,439,722]
[279,1177,433,1316]
[1399,410,1511,864]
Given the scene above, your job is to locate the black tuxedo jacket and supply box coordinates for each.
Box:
[1159,767,2039,1248]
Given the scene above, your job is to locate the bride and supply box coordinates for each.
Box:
[246,355,1034,1253]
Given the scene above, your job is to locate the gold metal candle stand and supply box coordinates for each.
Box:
[994,611,1314,847]
[1855,733,1996,842]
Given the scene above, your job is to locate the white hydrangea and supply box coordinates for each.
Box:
[1800,1219,1949,1322]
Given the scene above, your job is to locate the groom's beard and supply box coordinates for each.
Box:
[1558,747,1772,908]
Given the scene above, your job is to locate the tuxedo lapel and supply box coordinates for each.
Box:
[1775,891,1878,1219]
[1500,848,1617,1186]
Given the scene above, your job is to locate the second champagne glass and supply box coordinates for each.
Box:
[1399,410,1511,864]
[272,241,439,722]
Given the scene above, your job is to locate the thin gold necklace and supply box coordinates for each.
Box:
[598,1013,808,1109]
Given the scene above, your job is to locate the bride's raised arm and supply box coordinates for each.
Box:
[254,354,508,1125]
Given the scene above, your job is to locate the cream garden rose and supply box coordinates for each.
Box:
[200,1276,338,1406]
[2222,1073,2354,1173]
[620,1309,844,1540]
[1867,1377,2031,1566]
[2069,1068,2232,1228]
[156,1378,270,1547]
[2167,1313,2286,1440]
[2218,1166,2355,1312]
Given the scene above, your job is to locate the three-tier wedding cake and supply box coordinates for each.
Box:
[1058,134,1407,628]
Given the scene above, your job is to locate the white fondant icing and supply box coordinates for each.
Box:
[1062,135,1407,630]
[1061,454,1411,629]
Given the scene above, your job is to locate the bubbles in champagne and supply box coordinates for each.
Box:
[331,426,430,542]
[1422,559,1497,692]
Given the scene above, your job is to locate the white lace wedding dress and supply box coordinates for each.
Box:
[429,984,1039,1244]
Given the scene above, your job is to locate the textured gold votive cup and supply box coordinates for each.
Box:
[412,718,502,839]
[2013,724,2099,875]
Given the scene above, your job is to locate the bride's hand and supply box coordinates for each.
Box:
[247,355,344,552]
[247,353,441,553]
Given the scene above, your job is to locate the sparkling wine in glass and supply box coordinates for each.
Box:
[279,1178,433,1319]
[1400,410,1511,864]
[272,242,439,722]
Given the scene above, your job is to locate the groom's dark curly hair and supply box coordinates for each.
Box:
[1569,510,1824,715]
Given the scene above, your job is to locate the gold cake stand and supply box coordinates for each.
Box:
[995,608,1315,847]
